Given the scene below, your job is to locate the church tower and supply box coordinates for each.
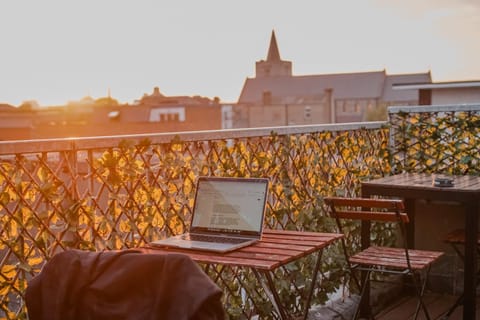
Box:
[255,30,292,78]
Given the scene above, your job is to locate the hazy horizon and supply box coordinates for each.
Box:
[1,0,479,106]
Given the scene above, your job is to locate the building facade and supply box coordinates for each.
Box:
[393,80,480,105]
[235,30,432,127]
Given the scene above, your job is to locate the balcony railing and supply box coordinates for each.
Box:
[1,103,479,319]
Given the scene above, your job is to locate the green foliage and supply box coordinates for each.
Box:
[365,104,388,121]
[390,110,480,175]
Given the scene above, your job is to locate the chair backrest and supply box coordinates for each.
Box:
[324,196,410,251]
[324,197,409,224]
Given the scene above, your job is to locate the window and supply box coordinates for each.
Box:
[149,107,185,123]
[336,99,364,115]
[304,106,311,119]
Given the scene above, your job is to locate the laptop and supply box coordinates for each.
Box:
[150,176,269,253]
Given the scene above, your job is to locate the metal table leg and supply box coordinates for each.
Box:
[252,250,324,320]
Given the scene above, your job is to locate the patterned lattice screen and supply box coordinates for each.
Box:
[0,121,393,319]
[389,104,480,175]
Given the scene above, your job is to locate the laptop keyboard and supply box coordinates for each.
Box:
[183,234,248,244]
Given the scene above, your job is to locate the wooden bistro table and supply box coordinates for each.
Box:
[361,173,480,319]
[143,229,343,320]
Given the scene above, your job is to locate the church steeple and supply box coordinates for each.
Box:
[266,30,281,62]
[255,30,292,78]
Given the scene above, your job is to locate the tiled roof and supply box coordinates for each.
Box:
[238,69,432,104]
[238,71,387,104]
[0,104,16,111]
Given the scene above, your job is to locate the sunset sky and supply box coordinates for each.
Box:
[1,0,479,106]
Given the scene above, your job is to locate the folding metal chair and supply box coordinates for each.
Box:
[324,197,444,320]
[441,229,480,319]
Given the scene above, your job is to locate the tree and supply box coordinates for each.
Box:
[18,100,39,112]
[365,104,388,121]
[95,96,120,107]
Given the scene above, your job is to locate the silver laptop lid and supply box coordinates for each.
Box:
[190,177,269,237]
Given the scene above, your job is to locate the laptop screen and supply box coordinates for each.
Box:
[190,177,269,235]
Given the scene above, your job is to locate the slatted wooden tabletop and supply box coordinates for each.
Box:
[361,173,480,200]
[143,229,343,271]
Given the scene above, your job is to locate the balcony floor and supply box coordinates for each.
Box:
[376,292,480,320]
[309,292,479,319]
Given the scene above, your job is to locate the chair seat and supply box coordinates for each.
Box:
[444,228,480,245]
[349,246,444,271]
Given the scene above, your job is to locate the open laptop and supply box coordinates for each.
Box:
[150,176,269,253]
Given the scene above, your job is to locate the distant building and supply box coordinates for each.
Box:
[90,87,228,135]
[0,88,228,141]
[235,30,431,126]
[0,103,16,111]
[0,104,33,140]
[393,80,480,105]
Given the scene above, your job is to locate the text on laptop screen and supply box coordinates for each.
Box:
[191,178,267,233]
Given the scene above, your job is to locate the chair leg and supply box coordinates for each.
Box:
[353,270,375,320]
[441,293,464,319]
[411,267,431,320]
[346,263,364,318]
[441,268,480,319]
[440,244,480,319]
